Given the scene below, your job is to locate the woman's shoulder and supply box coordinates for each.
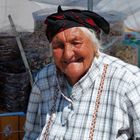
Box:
[101,53,140,78]
[37,63,56,78]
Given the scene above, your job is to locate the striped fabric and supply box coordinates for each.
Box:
[23,52,140,140]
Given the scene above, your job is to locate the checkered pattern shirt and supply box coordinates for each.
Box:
[23,53,140,140]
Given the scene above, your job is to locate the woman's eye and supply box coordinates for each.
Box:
[72,41,81,46]
[52,43,64,49]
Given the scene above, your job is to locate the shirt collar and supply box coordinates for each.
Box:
[73,55,102,91]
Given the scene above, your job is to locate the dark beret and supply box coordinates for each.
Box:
[44,5,110,42]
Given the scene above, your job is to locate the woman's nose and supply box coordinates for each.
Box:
[63,44,74,61]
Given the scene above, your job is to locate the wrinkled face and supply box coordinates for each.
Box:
[51,27,97,85]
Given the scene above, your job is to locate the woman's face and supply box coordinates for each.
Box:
[51,27,97,85]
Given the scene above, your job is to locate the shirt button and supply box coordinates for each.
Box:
[68,104,71,109]
[68,103,74,110]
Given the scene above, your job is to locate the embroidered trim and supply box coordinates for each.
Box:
[89,64,108,140]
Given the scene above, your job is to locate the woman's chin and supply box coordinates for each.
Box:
[64,67,85,82]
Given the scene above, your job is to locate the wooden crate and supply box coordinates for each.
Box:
[0,115,26,140]
[19,116,26,140]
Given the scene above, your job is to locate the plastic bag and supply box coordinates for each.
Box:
[29,0,79,5]
[0,0,40,33]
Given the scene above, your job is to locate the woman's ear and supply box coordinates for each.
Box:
[95,50,99,58]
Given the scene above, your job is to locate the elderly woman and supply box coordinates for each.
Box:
[24,6,140,140]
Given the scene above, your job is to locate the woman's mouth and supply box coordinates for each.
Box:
[64,57,84,64]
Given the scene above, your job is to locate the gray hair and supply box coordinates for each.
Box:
[78,27,102,50]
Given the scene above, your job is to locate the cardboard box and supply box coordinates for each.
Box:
[0,115,26,140]
[19,116,26,140]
